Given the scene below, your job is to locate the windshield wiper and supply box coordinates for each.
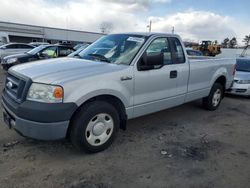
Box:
[88,53,110,63]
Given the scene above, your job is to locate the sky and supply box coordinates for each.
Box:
[0,0,249,44]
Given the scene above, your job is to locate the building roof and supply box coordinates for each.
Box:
[0,21,105,43]
[0,21,103,35]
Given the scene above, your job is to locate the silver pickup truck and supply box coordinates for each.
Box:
[2,33,235,152]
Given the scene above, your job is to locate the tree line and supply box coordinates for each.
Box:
[221,35,250,48]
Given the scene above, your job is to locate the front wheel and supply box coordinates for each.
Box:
[70,101,120,153]
[203,83,223,111]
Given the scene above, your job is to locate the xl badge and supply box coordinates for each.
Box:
[6,81,13,89]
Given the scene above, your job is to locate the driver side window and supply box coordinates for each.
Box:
[41,46,57,58]
[146,38,172,65]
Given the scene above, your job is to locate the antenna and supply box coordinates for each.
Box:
[147,20,152,32]
[172,26,175,34]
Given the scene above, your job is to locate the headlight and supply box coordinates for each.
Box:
[27,83,64,103]
[236,80,250,84]
[6,58,18,64]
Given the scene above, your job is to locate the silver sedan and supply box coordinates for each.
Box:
[227,58,250,97]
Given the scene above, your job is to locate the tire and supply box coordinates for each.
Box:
[70,101,120,153]
[203,83,224,111]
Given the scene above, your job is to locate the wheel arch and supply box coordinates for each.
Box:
[66,94,128,138]
[210,66,228,91]
[214,75,227,92]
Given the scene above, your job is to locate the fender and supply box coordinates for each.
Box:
[63,78,132,109]
[210,66,227,87]
[75,89,130,108]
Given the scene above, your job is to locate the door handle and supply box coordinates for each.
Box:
[120,76,132,81]
[170,70,177,79]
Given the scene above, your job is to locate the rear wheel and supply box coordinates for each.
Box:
[70,101,119,153]
[203,83,223,111]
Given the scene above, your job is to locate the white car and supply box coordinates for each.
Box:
[29,42,50,47]
[0,43,34,61]
[227,57,250,97]
[0,32,9,46]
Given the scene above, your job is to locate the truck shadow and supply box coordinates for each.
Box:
[224,93,250,100]
[0,99,223,157]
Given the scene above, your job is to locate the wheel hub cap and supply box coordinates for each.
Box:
[212,89,221,106]
[92,122,105,136]
[85,113,114,146]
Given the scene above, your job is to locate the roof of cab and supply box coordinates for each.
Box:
[111,32,180,38]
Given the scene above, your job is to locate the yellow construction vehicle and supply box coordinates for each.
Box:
[193,40,221,56]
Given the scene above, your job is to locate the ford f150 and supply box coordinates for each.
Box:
[1,33,236,152]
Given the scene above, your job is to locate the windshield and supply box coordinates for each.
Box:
[240,45,250,57]
[68,44,89,57]
[27,45,49,55]
[78,34,147,65]
[0,43,8,49]
[236,59,250,72]
[186,49,203,56]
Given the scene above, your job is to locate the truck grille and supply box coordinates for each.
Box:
[4,72,30,103]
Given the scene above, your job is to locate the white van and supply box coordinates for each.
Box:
[0,32,10,46]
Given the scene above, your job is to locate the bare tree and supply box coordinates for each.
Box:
[221,38,229,48]
[229,37,237,48]
[100,22,114,34]
[243,35,250,46]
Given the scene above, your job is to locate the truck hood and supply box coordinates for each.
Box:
[10,57,129,84]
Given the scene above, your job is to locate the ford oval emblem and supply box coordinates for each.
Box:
[6,81,13,89]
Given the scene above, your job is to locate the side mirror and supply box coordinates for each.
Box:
[138,52,164,71]
[38,52,48,58]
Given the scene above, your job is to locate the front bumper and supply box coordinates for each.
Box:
[226,82,250,97]
[1,92,78,140]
